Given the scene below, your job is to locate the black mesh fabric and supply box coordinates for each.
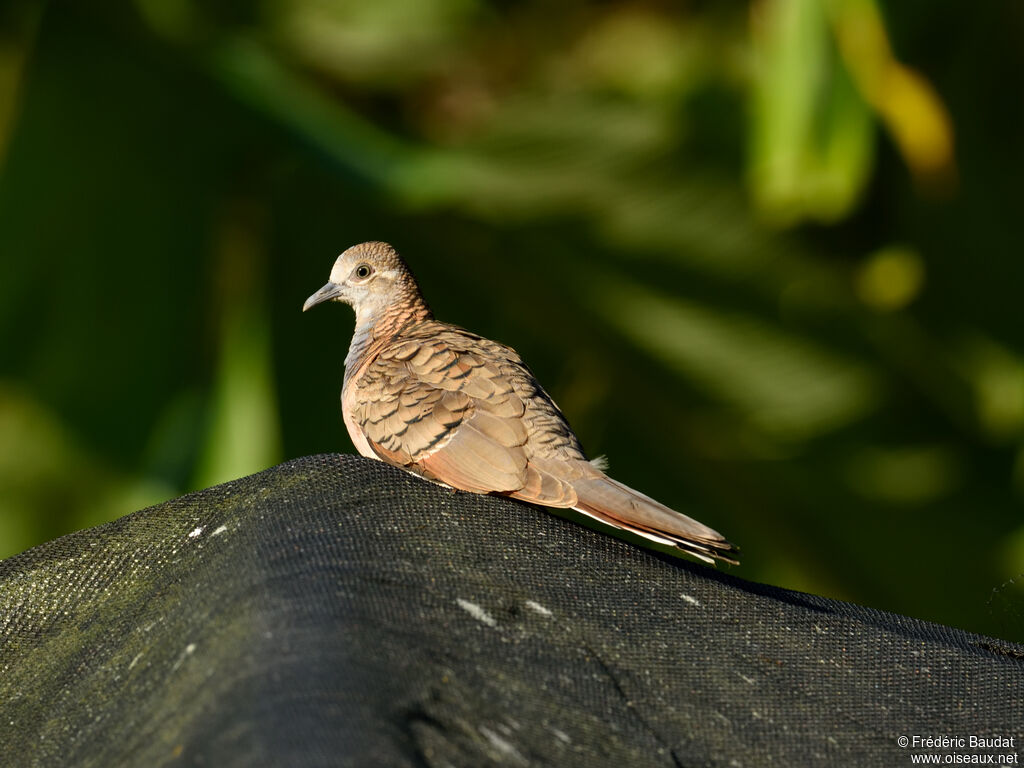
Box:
[1,455,1021,767]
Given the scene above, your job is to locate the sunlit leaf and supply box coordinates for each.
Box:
[749,0,875,224]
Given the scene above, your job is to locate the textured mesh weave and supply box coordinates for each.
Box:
[1,455,1021,767]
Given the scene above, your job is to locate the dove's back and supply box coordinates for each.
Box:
[347,320,738,564]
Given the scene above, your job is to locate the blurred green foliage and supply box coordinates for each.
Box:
[1,0,1022,641]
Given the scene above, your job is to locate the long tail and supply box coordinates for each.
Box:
[571,474,739,565]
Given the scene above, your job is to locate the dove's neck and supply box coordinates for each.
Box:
[344,291,432,385]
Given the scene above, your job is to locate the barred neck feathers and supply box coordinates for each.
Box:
[345,288,432,380]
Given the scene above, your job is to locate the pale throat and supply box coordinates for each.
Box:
[343,321,373,382]
[343,301,383,386]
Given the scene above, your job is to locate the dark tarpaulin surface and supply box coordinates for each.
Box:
[1,454,1021,767]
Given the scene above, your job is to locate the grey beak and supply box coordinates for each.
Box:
[303,282,343,312]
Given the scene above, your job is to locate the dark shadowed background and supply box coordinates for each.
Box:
[0,0,1022,642]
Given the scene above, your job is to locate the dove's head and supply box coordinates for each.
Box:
[303,241,428,325]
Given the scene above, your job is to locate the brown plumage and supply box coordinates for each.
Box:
[303,241,739,565]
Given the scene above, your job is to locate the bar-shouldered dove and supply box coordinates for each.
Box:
[303,242,738,565]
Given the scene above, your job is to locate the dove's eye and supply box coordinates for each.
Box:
[353,264,373,280]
